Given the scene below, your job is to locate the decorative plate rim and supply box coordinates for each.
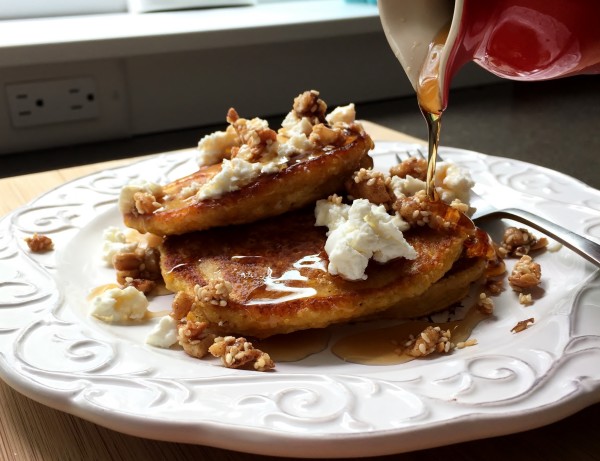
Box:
[1,141,599,458]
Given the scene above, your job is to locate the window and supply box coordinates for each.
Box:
[0,0,323,20]
[0,0,127,19]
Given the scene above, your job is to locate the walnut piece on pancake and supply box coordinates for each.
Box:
[292,89,327,123]
[119,180,164,217]
[389,156,428,181]
[345,168,393,207]
[171,291,194,321]
[24,233,53,252]
[194,280,232,307]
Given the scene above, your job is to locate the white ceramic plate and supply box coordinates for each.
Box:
[1,142,600,458]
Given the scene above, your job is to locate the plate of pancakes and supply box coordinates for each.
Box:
[1,114,600,456]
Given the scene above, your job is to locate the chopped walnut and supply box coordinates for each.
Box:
[209,336,275,371]
[518,292,533,306]
[133,191,161,215]
[226,108,278,162]
[389,156,428,181]
[499,227,548,258]
[113,251,142,272]
[511,318,534,333]
[327,194,343,205]
[292,90,327,124]
[24,233,54,252]
[485,277,504,296]
[226,107,239,124]
[486,252,507,278]
[456,339,478,349]
[476,292,494,315]
[508,255,541,292]
[178,319,216,359]
[113,246,162,289]
[194,279,232,307]
[344,168,393,207]
[394,190,463,232]
[449,198,469,214]
[122,277,156,294]
[401,326,454,357]
[309,123,342,147]
[172,291,195,320]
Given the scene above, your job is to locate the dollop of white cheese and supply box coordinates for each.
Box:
[434,161,474,204]
[119,180,163,214]
[315,198,416,281]
[325,103,356,126]
[178,180,203,199]
[277,133,314,157]
[91,286,149,323]
[279,111,314,137]
[101,226,138,267]
[197,157,263,200]
[145,315,179,348]
[388,174,426,199]
[388,161,474,205]
[196,125,239,166]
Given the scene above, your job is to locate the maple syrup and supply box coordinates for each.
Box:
[331,305,488,366]
[416,22,450,201]
[87,283,120,300]
[257,329,330,362]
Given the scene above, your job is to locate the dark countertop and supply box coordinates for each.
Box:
[359,75,600,190]
[2,75,599,190]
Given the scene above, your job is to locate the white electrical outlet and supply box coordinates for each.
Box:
[5,77,99,128]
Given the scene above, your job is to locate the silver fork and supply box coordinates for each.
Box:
[395,149,600,268]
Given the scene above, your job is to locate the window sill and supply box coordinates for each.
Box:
[0,0,380,67]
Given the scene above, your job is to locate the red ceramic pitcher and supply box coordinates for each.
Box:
[379,0,600,113]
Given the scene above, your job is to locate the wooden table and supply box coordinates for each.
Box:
[1,122,599,461]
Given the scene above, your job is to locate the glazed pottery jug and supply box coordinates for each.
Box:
[379,0,600,112]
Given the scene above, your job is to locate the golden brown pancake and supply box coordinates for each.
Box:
[360,257,486,321]
[159,208,485,338]
[123,131,373,236]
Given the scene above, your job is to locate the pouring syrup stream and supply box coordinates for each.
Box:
[416,22,450,201]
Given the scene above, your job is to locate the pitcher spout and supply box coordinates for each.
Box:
[379,0,466,113]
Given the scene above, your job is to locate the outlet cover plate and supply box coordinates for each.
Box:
[6,77,99,128]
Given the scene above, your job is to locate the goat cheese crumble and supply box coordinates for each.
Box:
[119,180,163,214]
[91,286,149,323]
[315,198,416,281]
[389,161,474,205]
[101,226,138,267]
[196,125,239,166]
[146,315,179,348]
[325,103,356,126]
[197,157,264,200]
[434,162,474,204]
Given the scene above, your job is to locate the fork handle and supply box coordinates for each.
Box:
[475,208,600,268]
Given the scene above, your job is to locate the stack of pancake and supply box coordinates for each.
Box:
[121,94,492,339]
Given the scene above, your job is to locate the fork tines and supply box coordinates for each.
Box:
[395,147,429,164]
